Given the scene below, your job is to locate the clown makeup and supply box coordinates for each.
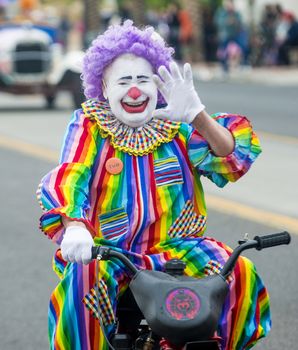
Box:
[103,54,158,127]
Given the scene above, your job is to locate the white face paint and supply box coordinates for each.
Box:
[103,54,158,127]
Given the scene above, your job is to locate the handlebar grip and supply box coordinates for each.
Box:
[91,246,100,259]
[90,246,139,274]
[253,231,291,250]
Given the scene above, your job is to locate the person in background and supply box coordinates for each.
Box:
[213,0,244,72]
[202,5,218,62]
[258,4,281,65]
[277,12,298,65]
[178,7,193,62]
[58,12,71,52]
[166,3,182,61]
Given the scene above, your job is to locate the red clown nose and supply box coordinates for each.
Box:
[127,86,142,100]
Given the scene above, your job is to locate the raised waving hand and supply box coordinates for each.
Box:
[152,62,205,123]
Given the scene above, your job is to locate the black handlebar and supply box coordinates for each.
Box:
[220,231,291,278]
[91,246,107,260]
[92,232,291,280]
[91,246,139,275]
[253,231,291,250]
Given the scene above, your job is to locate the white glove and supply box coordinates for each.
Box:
[61,225,93,264]
[152,62,205,124]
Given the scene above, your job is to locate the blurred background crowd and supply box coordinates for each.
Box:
[1,0,298,71]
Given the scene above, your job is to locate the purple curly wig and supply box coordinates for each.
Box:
[81,20,174,103]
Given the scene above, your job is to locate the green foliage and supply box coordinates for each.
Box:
[146,0,223,12]
[201,0,222,9]
[144,0,172,10]
[41,0,75,4]
[117,0,172,11]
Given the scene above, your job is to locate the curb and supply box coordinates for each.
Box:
[192,64,298,86]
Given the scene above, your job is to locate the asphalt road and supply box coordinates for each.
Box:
[199,81,298,139]
[0,81,297,349]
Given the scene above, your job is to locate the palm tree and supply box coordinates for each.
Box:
[83,0,101,48]
[122,0,146,25]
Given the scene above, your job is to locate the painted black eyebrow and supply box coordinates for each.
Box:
[118,76,132,81]
[118,75,150,81]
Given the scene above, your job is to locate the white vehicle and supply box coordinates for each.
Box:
[0,23,85,108]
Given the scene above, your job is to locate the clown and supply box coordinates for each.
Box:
[37,21,270,350]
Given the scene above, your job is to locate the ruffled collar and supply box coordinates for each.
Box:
[82,99,181,156]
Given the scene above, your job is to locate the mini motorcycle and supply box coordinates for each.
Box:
[91,231,291,350]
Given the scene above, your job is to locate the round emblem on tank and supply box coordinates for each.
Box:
[105,157,123,175]
[165,288,200,320]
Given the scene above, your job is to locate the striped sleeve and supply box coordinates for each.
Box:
[187,113,262,187]
[37,109,99,243]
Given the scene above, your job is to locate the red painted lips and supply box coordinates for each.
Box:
[121,98,149,113]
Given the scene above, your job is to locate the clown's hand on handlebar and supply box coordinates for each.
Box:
[152,62,205,124]
[61,225,93,264]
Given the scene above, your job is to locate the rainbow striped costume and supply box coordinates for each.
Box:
[38,100,270,350]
